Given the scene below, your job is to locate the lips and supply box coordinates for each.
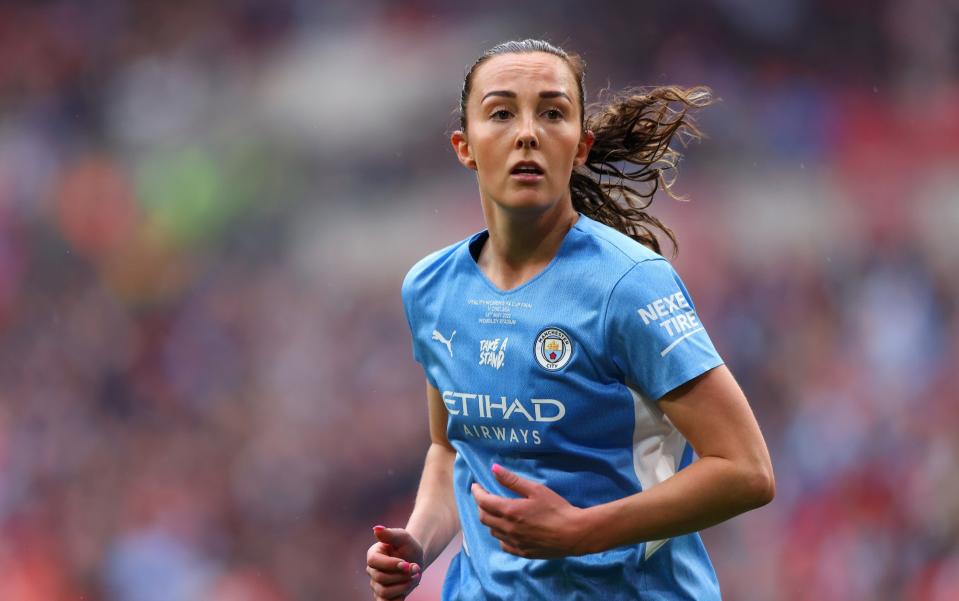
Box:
[510,160,545,175]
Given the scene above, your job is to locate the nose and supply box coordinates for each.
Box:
[515,116,539,150]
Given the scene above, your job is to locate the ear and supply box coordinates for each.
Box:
[573,129,595,167]
[451,130,477,170]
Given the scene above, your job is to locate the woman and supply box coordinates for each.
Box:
[366,39,774,601]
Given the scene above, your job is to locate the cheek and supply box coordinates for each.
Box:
[472,133,510,167]
[550,133,584,167]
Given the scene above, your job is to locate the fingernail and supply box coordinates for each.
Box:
[398,561,409,572]
[373,524,385,531]
[492,463,503,475]
[411,563,421,574]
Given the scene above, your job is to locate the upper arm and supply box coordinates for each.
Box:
[657,365,774,485]
[426,381,454,450]
[605,259,724,401]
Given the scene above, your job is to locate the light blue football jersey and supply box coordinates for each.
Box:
[401,214,725,600]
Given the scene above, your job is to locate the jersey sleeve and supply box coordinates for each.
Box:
[604,258,724,401]
[401,269,438,388]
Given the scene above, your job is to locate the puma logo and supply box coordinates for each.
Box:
[431,329,456,358]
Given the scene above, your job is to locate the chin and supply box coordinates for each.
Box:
[495,189,560,213]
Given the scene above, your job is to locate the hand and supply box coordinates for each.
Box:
[365,526,424,601]
[471,464,587,559]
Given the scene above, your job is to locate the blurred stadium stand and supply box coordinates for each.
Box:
[0,1,956,599]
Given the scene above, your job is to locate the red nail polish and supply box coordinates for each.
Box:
[373,524,385,531]
[492,463,503,475]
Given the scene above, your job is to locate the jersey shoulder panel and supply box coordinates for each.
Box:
[603,250,724,401]
[573,214,666,268]
[401,235,473,308]
[400,235,475,381]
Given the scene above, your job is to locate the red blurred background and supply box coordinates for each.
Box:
[0,1,957,600]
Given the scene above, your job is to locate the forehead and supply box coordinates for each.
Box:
[471,52,577,100]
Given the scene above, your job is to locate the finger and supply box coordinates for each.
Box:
[487,526,513,543]
[471,483,508,517]
[367,540,392,559]
[367,550,411,573]
[372,553,421,577]
[476,505,512,533]
[498,539,529,557]
[476,507,517,544]
[370,558,420,577]
[371,573,420,599]
[368,566,414,586]
[492,463,539,498]
[373,525,413,549]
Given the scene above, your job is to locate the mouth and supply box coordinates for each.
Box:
[510,161,545,183]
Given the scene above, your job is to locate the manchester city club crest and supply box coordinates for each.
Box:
[534,327,573,371]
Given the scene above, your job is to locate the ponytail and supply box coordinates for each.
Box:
[573,85,714,257]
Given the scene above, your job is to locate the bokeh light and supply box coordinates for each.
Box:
[0,2,956,600]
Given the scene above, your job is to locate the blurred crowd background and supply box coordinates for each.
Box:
[0,1,957,600]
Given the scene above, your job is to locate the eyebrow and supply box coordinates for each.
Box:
[481,90,573,103]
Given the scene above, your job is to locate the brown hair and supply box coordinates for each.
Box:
[459,39,714,257]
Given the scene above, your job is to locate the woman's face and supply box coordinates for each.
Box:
[452,52,593,215]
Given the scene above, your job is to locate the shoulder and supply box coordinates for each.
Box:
[570,217,697,318]
[570,214,669,281]
[401,233,476,304]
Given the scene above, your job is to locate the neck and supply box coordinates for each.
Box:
[477,195,579,290]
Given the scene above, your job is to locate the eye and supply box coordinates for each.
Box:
[543,109,564,120]
[490,109,512,120]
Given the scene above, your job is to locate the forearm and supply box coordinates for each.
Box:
[405,442,460,568]
[579,455,774,554]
